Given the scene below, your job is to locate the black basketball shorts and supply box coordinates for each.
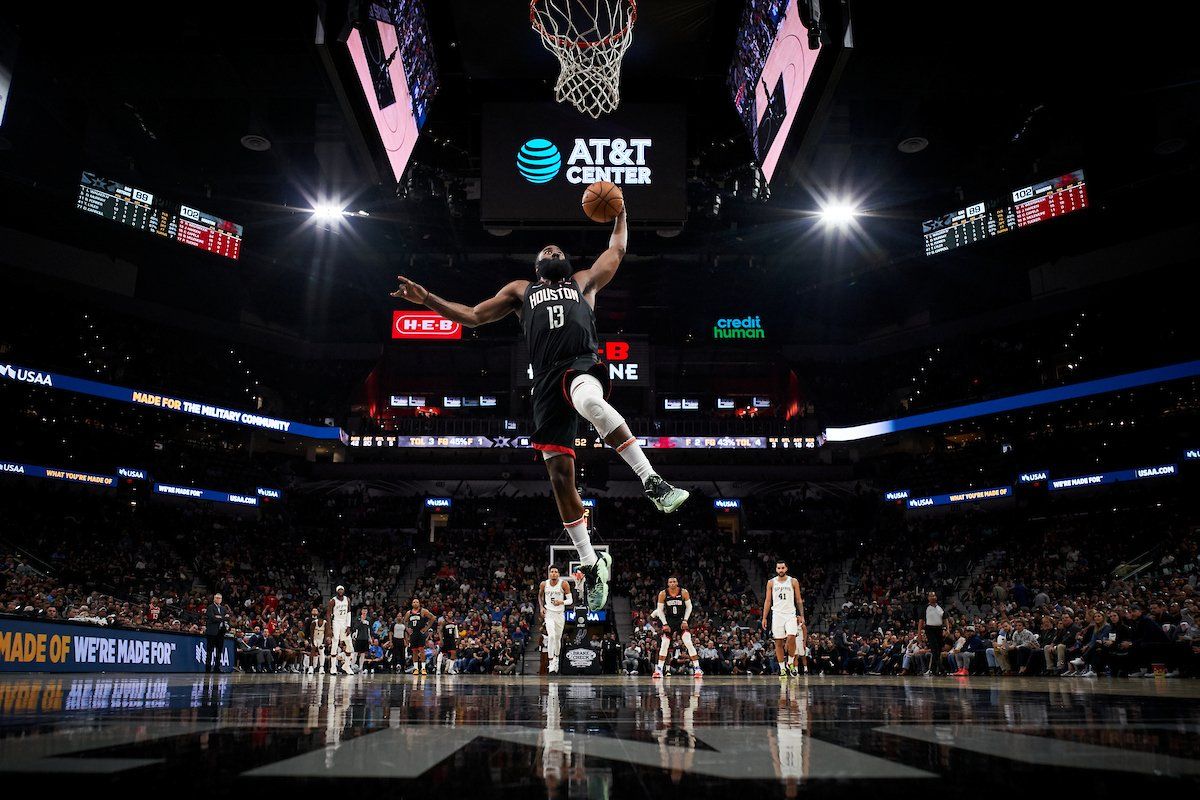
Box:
[530,354,611,459]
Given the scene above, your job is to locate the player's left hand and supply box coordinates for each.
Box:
[680,620,689,632]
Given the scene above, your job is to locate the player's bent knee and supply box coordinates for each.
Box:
[569,374,624,437]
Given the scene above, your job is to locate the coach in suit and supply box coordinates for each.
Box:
[204,593,229,673]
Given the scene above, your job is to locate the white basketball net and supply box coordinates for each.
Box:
[530,0,637,118]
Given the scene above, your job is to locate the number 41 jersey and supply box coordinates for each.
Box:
[522,277,600,381]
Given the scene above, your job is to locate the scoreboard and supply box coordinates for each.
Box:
[76,172,243,260]
[923,169,1088,256]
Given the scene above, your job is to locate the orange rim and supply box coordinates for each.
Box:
[530,0,637,50]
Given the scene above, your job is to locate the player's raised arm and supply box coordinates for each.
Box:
[391,275,526,328]
[575,207,627,296]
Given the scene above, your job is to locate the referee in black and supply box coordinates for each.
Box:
[918,591,948,676]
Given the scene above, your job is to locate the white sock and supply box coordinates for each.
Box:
[615,436,655,484]
[565,515,596,566]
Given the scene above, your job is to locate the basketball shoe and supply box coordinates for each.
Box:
[579,551,612,610]
[644,475,689,513]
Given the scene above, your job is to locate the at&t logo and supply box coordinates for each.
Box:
[517,139,562,184]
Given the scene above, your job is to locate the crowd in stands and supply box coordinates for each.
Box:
[2,478,1198,678]
[811,503,1199,677]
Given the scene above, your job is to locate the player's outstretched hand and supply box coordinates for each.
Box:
[391,275,428,303]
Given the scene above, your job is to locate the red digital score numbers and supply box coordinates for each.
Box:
[1013,177,1089,228]
[923,169,1088,256]
[76,173,243,261]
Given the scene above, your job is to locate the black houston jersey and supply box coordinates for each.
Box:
[442,623,459,644]
[521,277,600,380]
[664,588,686,623]
[408,611,426,632]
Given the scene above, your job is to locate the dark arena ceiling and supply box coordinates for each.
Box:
[0,2,1197,347]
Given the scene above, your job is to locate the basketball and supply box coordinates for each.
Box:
[581,181,624,223]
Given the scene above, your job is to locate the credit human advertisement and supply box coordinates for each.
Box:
[0,617,235,674]
[481,102,686,224]
[713,316,766,340]
[0,362,345,441]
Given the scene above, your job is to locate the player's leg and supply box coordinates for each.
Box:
[567,373,689,513]
[654,633,669,678]
[681,631,702,677]
[785,634,799,677]
[543,453,612,609]
[771,613,789,674]
[547,616,564,673]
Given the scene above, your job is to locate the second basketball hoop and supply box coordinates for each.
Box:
[530,0,637,119]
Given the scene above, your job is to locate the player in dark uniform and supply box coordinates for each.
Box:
[406,598,435,675]
[436,611,460,674]
[651,576,703,678]
[390,207,688,611]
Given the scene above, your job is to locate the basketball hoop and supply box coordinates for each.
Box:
[530,0,637,118]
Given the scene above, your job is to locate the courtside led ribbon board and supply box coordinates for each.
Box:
[907,486,1012,509]
[0,618,235,674]
[0,461,114,487]
[392,310,462,340]
[825,359,1200,442]
[1047,464,1177,491]
[0,362,345,441]
[155,483,258,507]
[348,434,772,449]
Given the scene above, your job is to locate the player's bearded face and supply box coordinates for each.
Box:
[535,250,572,280]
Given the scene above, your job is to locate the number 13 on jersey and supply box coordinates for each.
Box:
[547,305,565,329]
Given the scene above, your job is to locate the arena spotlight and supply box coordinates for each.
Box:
[311,203,346,222]
[819,201,858,227]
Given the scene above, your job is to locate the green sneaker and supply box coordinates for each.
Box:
[644,475,689,514]
[581,551,612,610]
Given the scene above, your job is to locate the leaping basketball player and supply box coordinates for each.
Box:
[391,205,689,610]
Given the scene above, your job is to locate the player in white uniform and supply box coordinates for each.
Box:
[326,585,354,675]
[539,566,573,674]
[304,607,326,674]
[770,682,810,791]
[762,560,804,677]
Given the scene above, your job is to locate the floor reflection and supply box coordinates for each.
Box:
[1,674,1198,795]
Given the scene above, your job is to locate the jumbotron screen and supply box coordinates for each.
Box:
[75,172,243,260]
[728,0,820,182]
[346,0,438,183]
[922,169,1089,256]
